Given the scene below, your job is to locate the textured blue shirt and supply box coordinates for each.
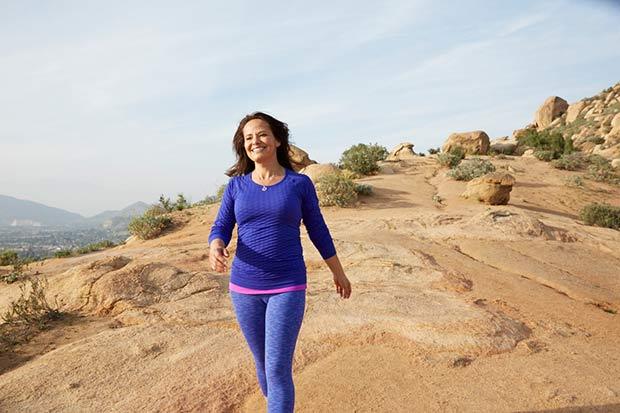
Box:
[208,167,337,289]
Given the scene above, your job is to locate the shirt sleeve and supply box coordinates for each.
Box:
[208,178,236,246]
[300,176,337,260]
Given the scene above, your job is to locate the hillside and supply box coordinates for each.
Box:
[1,154,618,412]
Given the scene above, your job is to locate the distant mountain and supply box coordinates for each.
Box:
[0,195,151,229]
[84,201,151,231]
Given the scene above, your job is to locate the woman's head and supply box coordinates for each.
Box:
[226,112,294,176]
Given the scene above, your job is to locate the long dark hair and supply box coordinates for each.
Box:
[225,111,294,177]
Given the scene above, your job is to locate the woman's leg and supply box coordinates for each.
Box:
[264,290,306,413]
[230,291,269,397]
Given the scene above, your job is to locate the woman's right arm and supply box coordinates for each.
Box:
[208,179,236,272]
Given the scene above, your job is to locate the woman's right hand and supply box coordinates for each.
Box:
[209,240,230,273]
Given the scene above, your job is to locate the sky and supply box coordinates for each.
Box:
[1,0,619,217]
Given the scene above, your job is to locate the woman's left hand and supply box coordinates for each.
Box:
[333,273,352,299]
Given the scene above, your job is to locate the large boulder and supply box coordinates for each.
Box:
[461,172,515,205]
[566,100,587,124]
[441,131,490,155]
[288,144,317,171]
[535,96,568,130]
[386,142,416,161]
[489,136,517,155]
[299,163,341,183]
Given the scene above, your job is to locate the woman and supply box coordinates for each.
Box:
[208,111,351,412]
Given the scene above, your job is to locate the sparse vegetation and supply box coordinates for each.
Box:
[580,203,620,230]
[551,153,588,170]
[447,158,496,181]
[585,157,620,184]
[428,147,441,155]
[128,206,173,240]
[354,183,373,196]
[341,169,361,180]
[0,250,32,284]
[586,136,605,145]
[339,143,388,175]
[315,173,358,207]
[0,250,19,266]
[564,175,585,188]
[53,240,117,259]
[516,129,574,160]
[0,276,64,353]
[437,146,465,168]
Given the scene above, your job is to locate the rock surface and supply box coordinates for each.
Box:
[442,131,490,155]
[1,151,620,413]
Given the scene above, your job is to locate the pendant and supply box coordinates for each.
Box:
[262,185,267,192]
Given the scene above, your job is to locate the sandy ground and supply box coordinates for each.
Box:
[1,155,619,412]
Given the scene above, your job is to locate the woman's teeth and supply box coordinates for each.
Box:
[253,147,265,153]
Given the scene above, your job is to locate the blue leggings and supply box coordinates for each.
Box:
[230,290,306,413]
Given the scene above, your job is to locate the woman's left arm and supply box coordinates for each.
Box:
[300,176,352,299]
[324,254,351,299]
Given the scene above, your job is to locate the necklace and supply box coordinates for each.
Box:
[253,169,284,191]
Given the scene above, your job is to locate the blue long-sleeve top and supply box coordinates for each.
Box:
[208,167,337,290]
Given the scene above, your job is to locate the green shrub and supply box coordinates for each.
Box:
[158,195,173,212]
[564,175,584,188]
[428,147,441,155]
[354,183,373,196]
[216,183,227,201]
[447,158,496,181]
[339,143,388,175]
[315,173,358,207]
[128,207,173,240]
[579,203,620,230]
[551,153,588,170]
[586,136,605,145]
[341,169,361,180]
[54,249,73,258]
[586,162,620,184]
[516,129,573,159]
[0,250,19,266]
[437,146,466,168]
[533,150,556,161]
[174,193,189,210]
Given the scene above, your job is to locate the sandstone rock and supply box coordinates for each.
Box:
[566,101,587,124]
[522,149,535,158]
[386,142,416,161]
[535,96,568,130]
[377,162,395,174]
[461,172,515,205]
[611,113,620,129]
[490,136,517,155]
[289,144,317,171]
[442,131,490,155]
[299,163,341,183]
[611,159,620,169]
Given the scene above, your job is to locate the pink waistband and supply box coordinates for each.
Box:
[229,282,307,294]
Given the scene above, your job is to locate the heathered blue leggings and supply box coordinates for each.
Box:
[230,290,306,413]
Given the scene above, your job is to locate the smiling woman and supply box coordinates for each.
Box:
[207,111,351,412]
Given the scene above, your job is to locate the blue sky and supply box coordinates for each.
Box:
[1,0,619,217]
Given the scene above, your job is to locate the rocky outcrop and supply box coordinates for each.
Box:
[461,172,515,205]
[289,145,317,171]
[299,163,341,183]
[386,142,416,161]
[490,136,517,155]
[535,96,568,130]
[442,131,490,155]
[516,82,620,160]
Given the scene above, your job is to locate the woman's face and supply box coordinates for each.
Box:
[243,118,281,164]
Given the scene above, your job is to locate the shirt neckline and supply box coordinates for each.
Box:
[248,167,289,188]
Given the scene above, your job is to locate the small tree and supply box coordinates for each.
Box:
[339,143,388,175]
[175,193,189,210]
[158,195,173,212]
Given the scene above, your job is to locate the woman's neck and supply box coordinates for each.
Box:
[253,159,285,178]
